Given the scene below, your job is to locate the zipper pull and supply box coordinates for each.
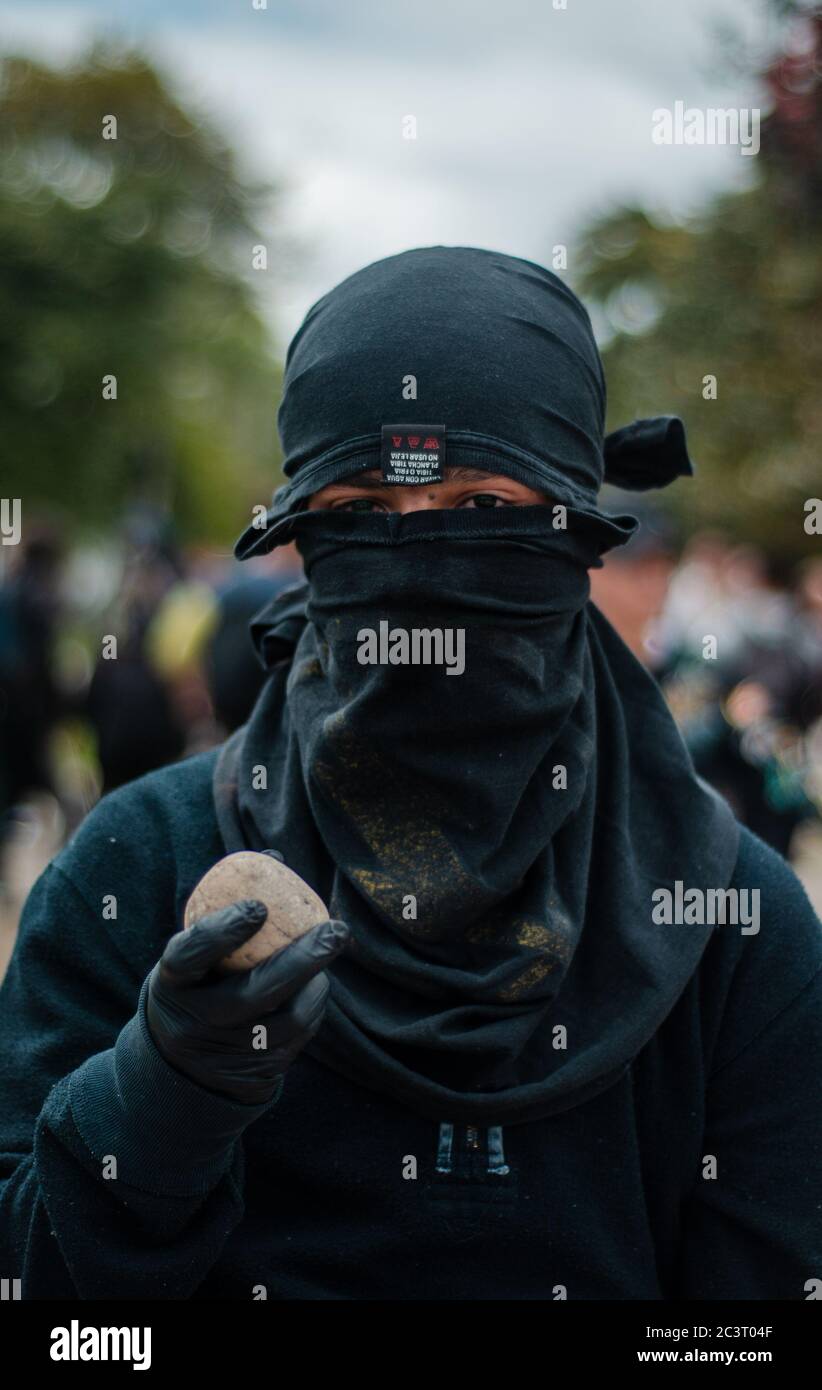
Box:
[487,1125,510,1175]
[435,1121,455,1173]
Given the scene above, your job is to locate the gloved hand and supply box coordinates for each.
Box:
[146,899,349,1105]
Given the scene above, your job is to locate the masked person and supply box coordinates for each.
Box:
[1,247,820,1301]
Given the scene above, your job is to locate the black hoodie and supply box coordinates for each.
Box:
[0,747,820,1299]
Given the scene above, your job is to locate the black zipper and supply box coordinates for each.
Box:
[435,1122,510,1176]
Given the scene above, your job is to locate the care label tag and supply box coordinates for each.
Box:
[380,423,446,485]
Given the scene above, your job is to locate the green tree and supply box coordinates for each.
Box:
[575,8,822,560]
[0,44,283,542]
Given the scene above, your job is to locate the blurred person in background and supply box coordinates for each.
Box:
[792,557,822,725]
[588,505,679,665]
[84,513,304,788]
[656,540,821,856]
[83,508,189,792]
[0,524,65,854]
[204,544,303,736]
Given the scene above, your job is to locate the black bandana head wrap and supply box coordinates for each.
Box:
[215,246,739,1125]
[235,246,692,558]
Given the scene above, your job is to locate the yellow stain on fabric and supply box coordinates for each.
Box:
[497,954,559,1001]
[292,657,323,682]
[466,915,570,1000]
[303,693,572,1000]
[312,716,485,934]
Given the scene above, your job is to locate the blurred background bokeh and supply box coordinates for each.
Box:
[2,0,822,974]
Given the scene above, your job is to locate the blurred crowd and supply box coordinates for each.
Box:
[592,522,822,863]
[0,508,301,956]
[1,509,821,962]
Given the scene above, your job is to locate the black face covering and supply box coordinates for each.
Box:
[214,505,740,1124]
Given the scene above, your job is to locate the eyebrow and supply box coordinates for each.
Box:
[322,468,500,490]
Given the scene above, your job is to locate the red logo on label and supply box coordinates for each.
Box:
[422,437,439,449]
[392,435,402,447]
[408,435,420,447]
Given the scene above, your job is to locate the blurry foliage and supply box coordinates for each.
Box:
[0,44,283,543]
[576,8,822,561]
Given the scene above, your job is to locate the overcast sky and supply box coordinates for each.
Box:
[0,0,776,351]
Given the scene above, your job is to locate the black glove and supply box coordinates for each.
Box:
[146,899,349,1105]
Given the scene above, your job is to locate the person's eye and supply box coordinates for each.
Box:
[331,497,387,513]
[460,493,509,509]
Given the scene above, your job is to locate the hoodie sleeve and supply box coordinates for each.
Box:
[0,842,277,1300]
[676,833,822,1300]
